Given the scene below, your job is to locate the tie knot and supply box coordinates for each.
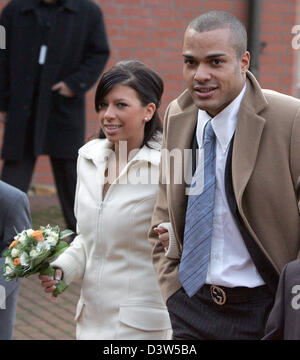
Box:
[203,120,215,144]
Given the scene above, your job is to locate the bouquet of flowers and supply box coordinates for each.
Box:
[0,225,73,296]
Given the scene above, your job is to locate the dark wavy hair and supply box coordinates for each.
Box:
[95,60,163,149]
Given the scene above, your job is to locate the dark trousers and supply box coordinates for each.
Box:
[167,285,274,340]
[1,156,77,234]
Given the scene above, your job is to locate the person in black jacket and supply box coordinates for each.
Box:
[0,0,110,234]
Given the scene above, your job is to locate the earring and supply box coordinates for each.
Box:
[144,117,149,121]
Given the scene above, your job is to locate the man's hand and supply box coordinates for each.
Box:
[0,111,7,124]
[154,227,169,251]
[51,82,76,98]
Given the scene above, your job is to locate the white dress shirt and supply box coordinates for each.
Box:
[195,84,265,288]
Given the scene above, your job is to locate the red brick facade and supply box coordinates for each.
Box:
[0,0,298,187]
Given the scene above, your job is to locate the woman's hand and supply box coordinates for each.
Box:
[154,227,169,251]
[39,268,63,301]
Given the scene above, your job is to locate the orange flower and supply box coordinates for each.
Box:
[14,258,21,266]
[9,240,18,249]
[32,230,44,242]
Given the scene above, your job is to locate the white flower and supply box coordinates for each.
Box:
[5,266,14,275]
[26,229,34,237]
[20,253,29,266]
[18,233,27,244]
[37,241,51,252]
[5,257,13,266]
[11,248,20,258]
[46,235,58,247]
[44,228,52,236]
[29,249,39,258]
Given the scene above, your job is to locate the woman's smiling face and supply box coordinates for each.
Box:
[98,84,155,152]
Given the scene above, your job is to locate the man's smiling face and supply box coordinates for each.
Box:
[182,27,250,117]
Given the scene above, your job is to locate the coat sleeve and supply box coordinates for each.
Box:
[158,222,180,259]
[0,3,13,111]
[263,264,286,340]
[51,155,86,285]
[291,107,300,198]
[1,190,31,251]
[290,107,300,257]
[0,189,31,298]
[148,104,182,303]
[297,176,300,213]
[63,3,110,97]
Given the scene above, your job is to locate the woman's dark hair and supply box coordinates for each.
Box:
[95,60,163,148]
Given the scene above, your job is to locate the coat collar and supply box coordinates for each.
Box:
[78,137,162,168]
[20,0,78,13]
[231,71,268,209]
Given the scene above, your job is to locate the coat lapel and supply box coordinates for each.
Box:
[167,92,198,245]
[232,71,268,217]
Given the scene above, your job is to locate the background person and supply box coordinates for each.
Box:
[0,0,110,235]
[149,11,300,340]
[0,180,31,340]
[39,60,172,340]
[263,177,300,340]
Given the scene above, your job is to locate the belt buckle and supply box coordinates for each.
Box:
[210,285,226,305]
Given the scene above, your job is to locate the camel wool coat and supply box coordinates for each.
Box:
[51,138,171,340]
[149,71,300,303]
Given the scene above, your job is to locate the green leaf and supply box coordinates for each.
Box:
[30,250,52,269]
[53,280,68,296]
[13,226,20,235]
[39,264,55,277]
[2,249,11,257]
[49,241,69,259]
[60,229,74,240]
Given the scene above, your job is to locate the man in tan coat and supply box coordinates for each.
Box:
[149,11,300,340]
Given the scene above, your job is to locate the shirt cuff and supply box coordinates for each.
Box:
[158,222,180,259]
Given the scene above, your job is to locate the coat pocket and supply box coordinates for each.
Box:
[74,298,85,322]
[119,304,171,331]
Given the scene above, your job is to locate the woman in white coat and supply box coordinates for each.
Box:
[39,61,172,340]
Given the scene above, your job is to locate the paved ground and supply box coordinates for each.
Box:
[13,194,81,340]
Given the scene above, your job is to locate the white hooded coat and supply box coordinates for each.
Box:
[51,138,171,340]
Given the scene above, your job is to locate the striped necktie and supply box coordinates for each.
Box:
[178,120,216,297]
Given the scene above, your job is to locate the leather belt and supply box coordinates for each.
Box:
[201,284,271,306]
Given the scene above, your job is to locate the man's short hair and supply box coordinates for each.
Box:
[187,10,247,58]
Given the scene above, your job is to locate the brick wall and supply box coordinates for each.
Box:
[0,0,298,188]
